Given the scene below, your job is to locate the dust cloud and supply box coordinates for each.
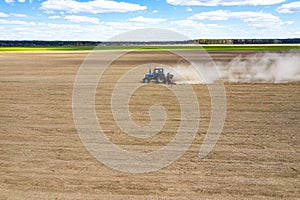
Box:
[168,52,300,84]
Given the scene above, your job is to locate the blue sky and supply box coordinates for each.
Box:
[0,0,300,41]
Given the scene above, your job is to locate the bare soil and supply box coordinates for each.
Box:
[0,51,299,199]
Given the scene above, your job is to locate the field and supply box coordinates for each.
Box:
[0,49,299,199]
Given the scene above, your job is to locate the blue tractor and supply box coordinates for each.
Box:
[142,67,174,84]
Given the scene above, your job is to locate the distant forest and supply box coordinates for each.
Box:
[194,38,300,44]
[0,40,101,47]
[0,38,299,47]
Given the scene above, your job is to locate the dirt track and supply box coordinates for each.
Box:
[0,51,299,199]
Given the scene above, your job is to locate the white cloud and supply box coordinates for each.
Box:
[64,15,100,24]
[0,12,27,18]
[171,19,297,39]
[0,12,9,17]
[190,10,231,20]
[129,16,166,24]
[14,27,31,31]
[187,7,193,12]
[167,0,286,6]
[152,10,158,13]
[172,19,226,30]
[40,0,147,14]
[48,15,61,19]
[10,13,27,18]
[276,1,300,13]
[1,18,297,41]
[190,10,294,29]
[0,19,36,26]
[105,21,146,32]
[46,23,81,29]
[171,19,229,39]
[2,22,89,40]
[5,0,26,3]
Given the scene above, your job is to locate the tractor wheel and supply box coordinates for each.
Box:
[144,78,150,83]
[157,75,166,84]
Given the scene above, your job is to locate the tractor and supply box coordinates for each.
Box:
[142,67,174,85]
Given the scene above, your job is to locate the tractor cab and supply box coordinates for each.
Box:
[152,68,164,79]
[145,68,164,77]
[154,68,164,74]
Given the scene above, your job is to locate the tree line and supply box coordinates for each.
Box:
[0,40,101,47]
[194,38,300,44]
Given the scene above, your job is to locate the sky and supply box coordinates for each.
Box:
[0,0,300,41]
